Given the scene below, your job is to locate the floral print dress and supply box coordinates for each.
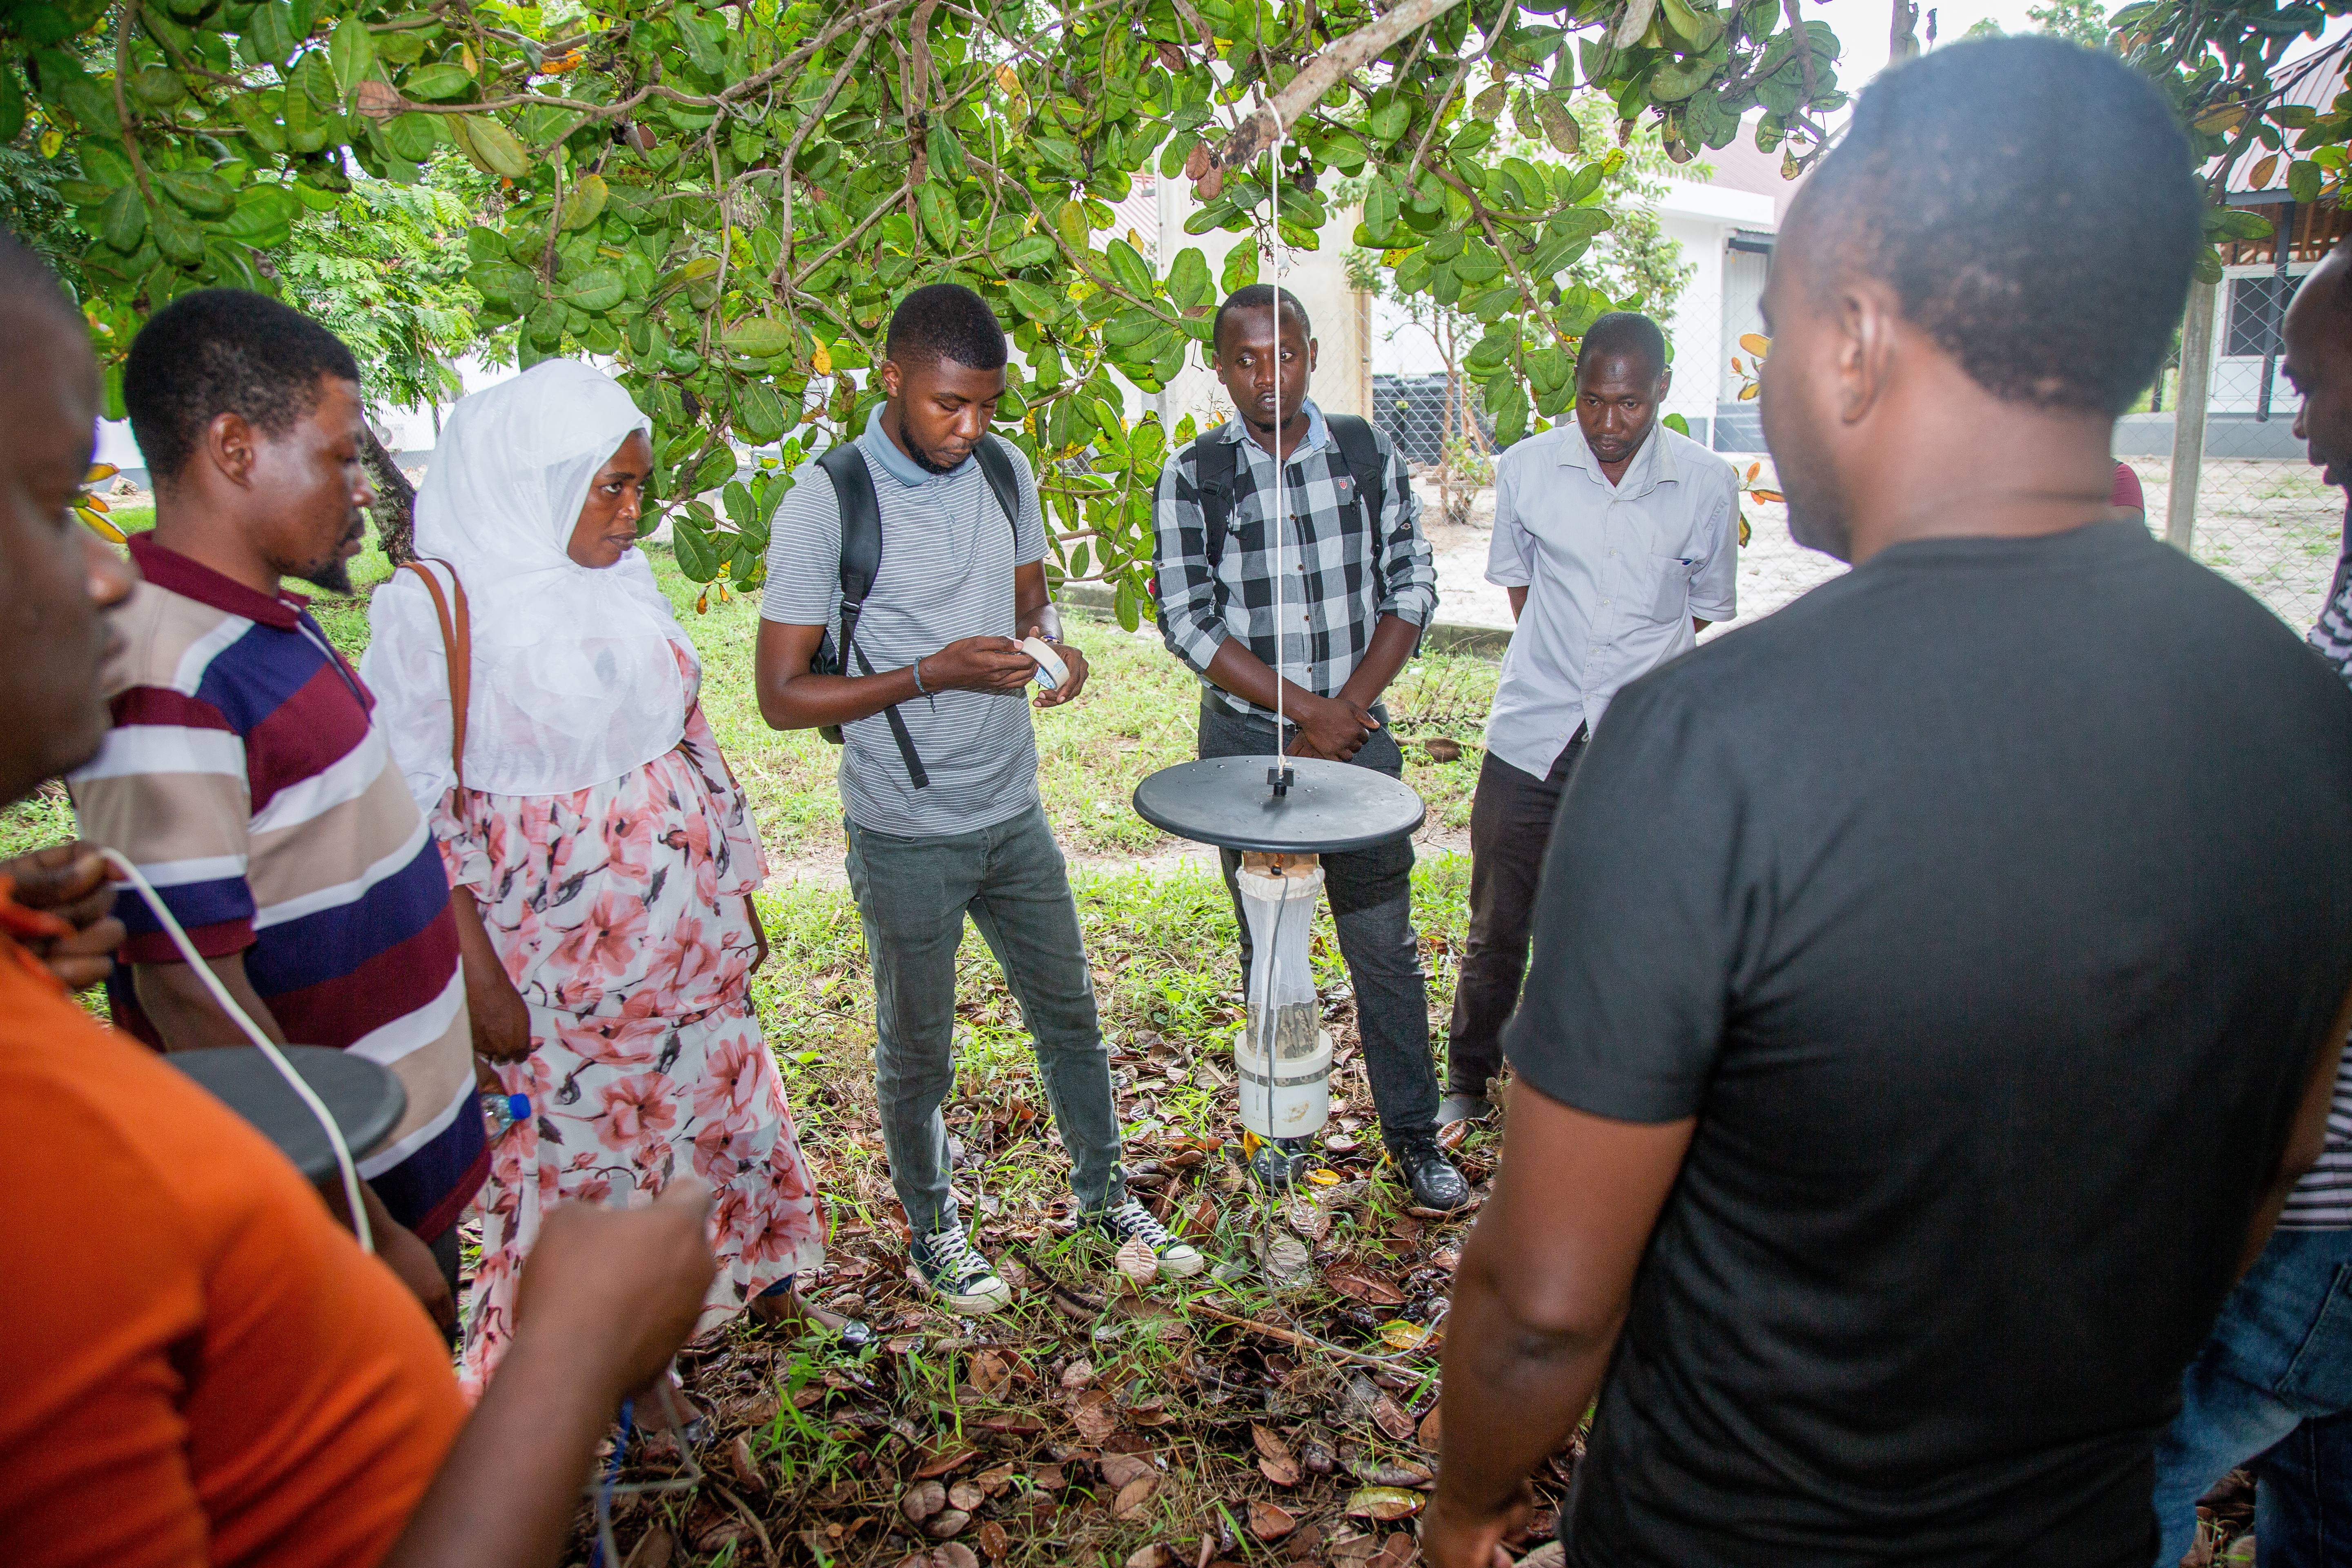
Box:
[437,648,823,1394]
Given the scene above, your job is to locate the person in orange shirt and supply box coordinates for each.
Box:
[0,232,719,1568]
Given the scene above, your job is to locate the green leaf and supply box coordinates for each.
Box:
[329,16,377,102]
[0,63,22,144]
[559,172,608,230]
[926,119,969,182]
[998,234,1057,270]
[128,66,187,107]
[672,515,720,579]
[1055,199,1092,252]
[157,168,235,216]
[1004,278,1064,322]
[402,62,473,101]
[151,203,205,265]
[1114,579,1140,632]
[1221,242,1257,292]
[690,446,737,493]
[919,183,958,251]
[1165,246,1212,310]
[1662,412,1691,435]
[466,258,537,306]
[2289,158,2323,205]
[555,265,624,312]
[1369,98,1411,143]
[249,0,296,66]
[385,110,441,160]
[101,187,147,251]
[722,316,795,357]
[221,184,296,246]
[676,15,724,77]
[1471,82,1508,121]
[734,379,786,443]
[1105,237,1154,296]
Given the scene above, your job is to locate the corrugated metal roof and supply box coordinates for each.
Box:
[2218,38,2351,195]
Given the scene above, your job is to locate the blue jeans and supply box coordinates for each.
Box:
[842,802,1127,1236]
[2151,1226,2352,1567]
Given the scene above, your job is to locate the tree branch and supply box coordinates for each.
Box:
[1207,0,1471,173]
[112,3,159,213]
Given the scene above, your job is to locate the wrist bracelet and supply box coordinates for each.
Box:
[911,657,929,696]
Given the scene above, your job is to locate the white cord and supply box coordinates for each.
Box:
[98,849,374,1253]
[1270,129,1289,776]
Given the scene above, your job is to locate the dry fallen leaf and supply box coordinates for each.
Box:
[936,1548,980,1568]
[1112,1473,1160,1519]
[1252,1423,1302,1487]
[969,1351,1012,1398]
[622,1528,675,1568]
[1248,1500,1299,1540]
[1061,1358,1097,1390]
[900,1481,947,1523]
[948,1480,984,1512]
[1371,1394,1417,1443]
[1328,1273,1406,1307]
[1072,1388,1119,1443]
[1347,1486,1425,1521]
[1378,1320,1431,1352]
[975,1464,1020,1497]
[1116,1237,1161,1290]
[975,1521,1010,1559]
[1285,1198,1332,1241]
[1125,1546,1173,1568]
[1417,1401,1443,1452]
[1368,1530,1420,1568]
[727,1435,766,1493]
[925,1509,972,1539]
[914,1446,983,1480]
[1258,1234,1313,1283]
[1099,1452,1158,1488]
[1429,1248,1461,1272]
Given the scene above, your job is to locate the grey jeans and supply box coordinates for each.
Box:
[843,800,1126,1235]
[1198,699,1441,1150]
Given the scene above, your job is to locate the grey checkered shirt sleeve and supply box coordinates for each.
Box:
[1151,446,1227,676]
[1373,432,1438,629]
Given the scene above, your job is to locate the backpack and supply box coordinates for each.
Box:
[811,432,1022,790]
[1158,414,1388,641]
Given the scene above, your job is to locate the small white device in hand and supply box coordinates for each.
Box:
[1020,635,1069,692]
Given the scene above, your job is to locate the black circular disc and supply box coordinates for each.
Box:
[1132,756,1427,853]
[166,1046,409,1181]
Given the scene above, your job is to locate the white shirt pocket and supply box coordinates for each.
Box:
[1644,552,1693,622]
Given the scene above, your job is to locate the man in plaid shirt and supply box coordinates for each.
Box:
[1150,284,1468,1212]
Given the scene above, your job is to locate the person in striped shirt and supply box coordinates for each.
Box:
[2144,234,2352,1568]
[67,290,515,1334]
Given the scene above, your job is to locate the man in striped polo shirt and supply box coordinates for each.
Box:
[2145,238,2352,1568]
[68,291,510,1331]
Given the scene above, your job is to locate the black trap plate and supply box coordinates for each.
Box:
[167,1045,408,1181]
[1132,757,1426,854]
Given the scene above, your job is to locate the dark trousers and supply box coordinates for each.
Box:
[1198,699,1439,1150]
[1443,732,1586,1098]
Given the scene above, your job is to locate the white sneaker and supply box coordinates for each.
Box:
[1088,1198,1206,1278]
[908,1226,1013,1314]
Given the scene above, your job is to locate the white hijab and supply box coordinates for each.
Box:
[364,360,695,810]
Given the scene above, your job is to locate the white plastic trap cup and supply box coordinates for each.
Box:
[1233,853,1332,1142]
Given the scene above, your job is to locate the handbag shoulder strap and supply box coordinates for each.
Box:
[399,557,472,792]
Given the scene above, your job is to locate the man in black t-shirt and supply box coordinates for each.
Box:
[1425,39,2352,1568]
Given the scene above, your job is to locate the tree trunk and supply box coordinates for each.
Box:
[360,423,417,567]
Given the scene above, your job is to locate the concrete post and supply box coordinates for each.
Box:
[2166,278,2217,554]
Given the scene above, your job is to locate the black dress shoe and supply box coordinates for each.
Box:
[1394,1137,1470,1212]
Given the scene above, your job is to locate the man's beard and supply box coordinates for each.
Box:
[904,434,964,474]
[292,517,365,595]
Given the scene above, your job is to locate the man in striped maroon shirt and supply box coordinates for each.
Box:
[68,291,516,1329]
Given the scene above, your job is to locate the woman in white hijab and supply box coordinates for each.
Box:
[365,361,826,1401]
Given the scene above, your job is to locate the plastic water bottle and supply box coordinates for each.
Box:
[481,1091,531,1139]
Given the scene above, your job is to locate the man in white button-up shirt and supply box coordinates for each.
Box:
[1439,313,1739,1125]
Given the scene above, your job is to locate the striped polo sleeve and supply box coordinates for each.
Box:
[68,588,258,961]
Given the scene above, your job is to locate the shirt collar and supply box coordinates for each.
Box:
[1221,398,1331,461]
[125,532,307,629]
[1561,419,1678,497]
[861,404,963,489]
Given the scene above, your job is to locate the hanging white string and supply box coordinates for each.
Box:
[98,848,374,1254]
[1269,122,1289,787]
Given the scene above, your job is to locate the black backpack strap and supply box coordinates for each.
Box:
[972,434,1022,540]
[1193,430,1242,568]
[815,442,929,789]
[1325,413,1387,536]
